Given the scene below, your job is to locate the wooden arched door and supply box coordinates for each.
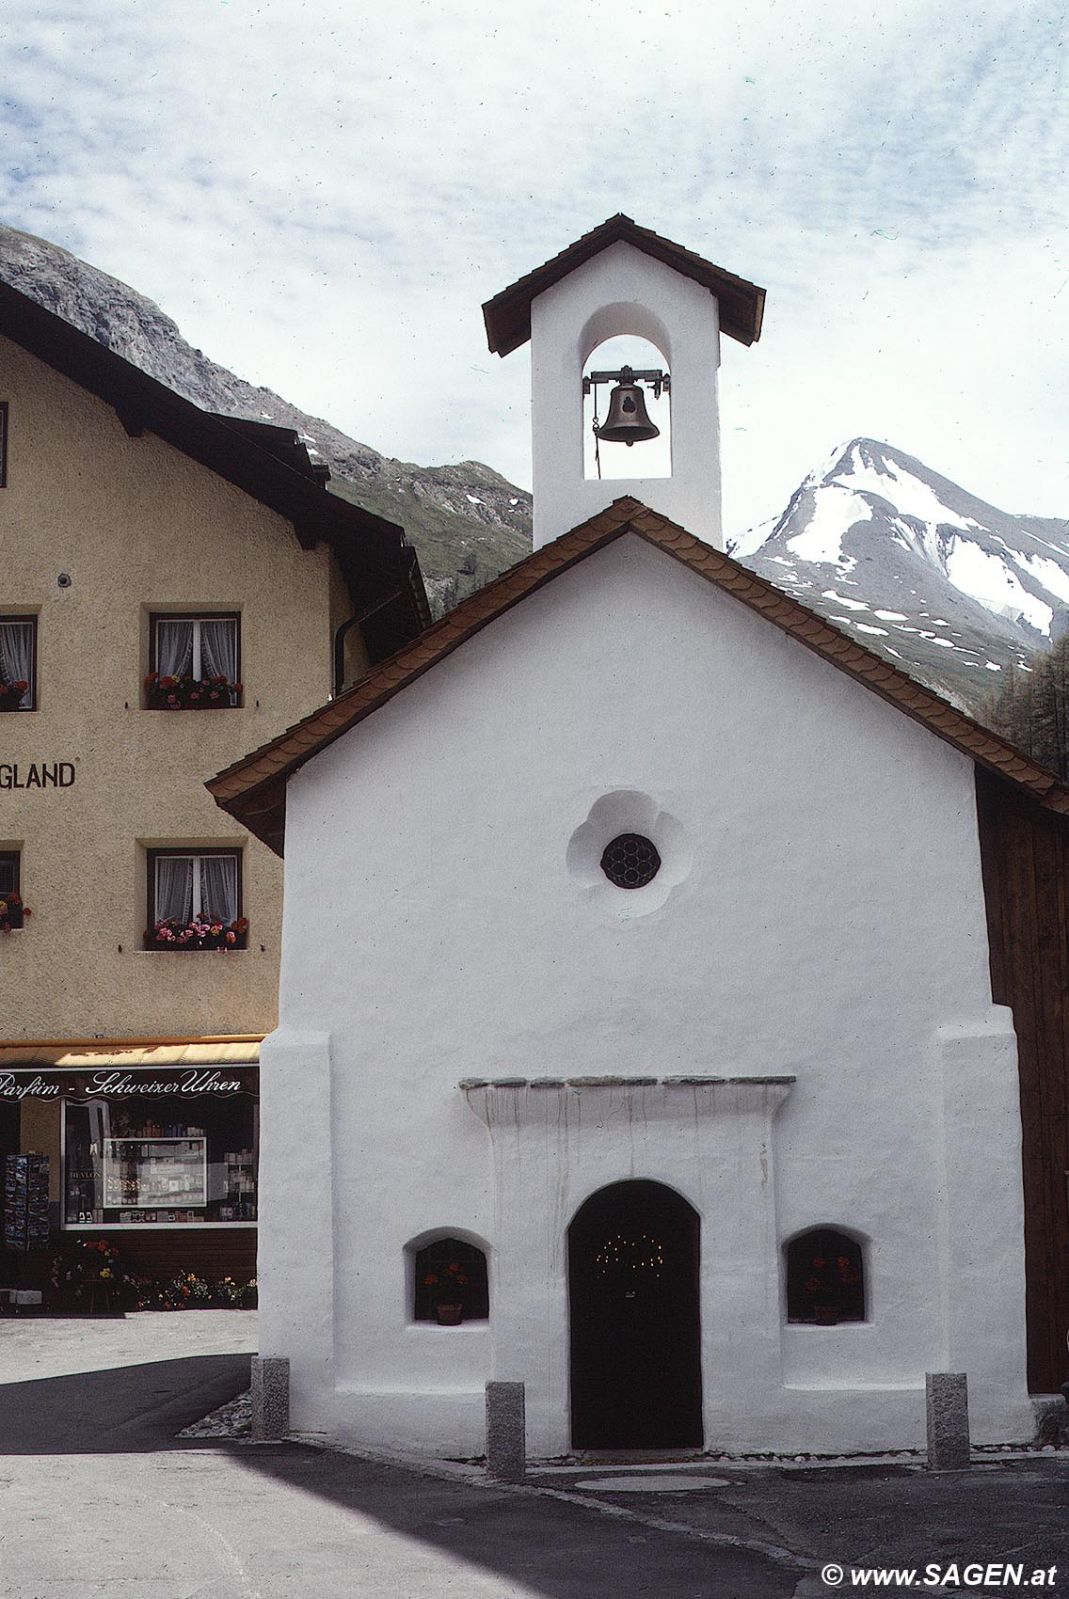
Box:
[568,1179,702,1449]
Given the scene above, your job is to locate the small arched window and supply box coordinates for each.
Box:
[785,1228,866,1324]
[413,1236,489,1323]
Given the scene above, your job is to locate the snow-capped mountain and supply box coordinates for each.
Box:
[731,439,1069,712]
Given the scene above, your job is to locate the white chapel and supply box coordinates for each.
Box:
[210,216,1066,1459]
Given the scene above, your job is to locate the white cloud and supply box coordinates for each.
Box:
[0,0,1067,535]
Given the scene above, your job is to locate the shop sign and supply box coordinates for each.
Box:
[0,1074,59,1100]
[86,1070,243,1097]
[0,1067,253,1100]
[0,762,76,789]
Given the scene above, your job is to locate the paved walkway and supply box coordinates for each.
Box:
[1,1314,1067,1597]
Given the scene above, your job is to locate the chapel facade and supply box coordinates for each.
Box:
[211,218,1069,1456]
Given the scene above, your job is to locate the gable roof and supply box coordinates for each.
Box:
[0,277,431,654]
[482,214,766,357]
[208,496,1069,854]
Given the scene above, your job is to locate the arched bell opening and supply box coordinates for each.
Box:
[582,334,672,483]
[568,1178,702,1449]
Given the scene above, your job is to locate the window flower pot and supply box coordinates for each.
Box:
[0,679,29,711]
[435,1303,464,1326]
[144,673,243,710]
[145,916,249,951]
[0,893,27,932]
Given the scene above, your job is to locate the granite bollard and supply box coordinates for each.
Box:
[926,1372,970,1470]
[252,1355,290,1441]
[486,1381,525,1481]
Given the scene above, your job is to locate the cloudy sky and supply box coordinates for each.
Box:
[2,0,1067,536]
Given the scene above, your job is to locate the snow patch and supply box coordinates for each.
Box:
[873,610,907,621]
[944,539,1054,635]
[985,662,1002,671]
[836,456,980,535]
[1009,550,1069,607]
[786,487,872,565]
[466,495,485,506]
[821,589,868,611]
[855,624,889,636]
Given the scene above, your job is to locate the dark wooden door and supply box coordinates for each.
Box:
[568,1180,703,1449]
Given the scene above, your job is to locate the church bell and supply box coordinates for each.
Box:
[593,366,661,447]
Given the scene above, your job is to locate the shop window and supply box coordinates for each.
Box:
[0,616,35,710]
[0,851,24,930]
[412,1236,489,1324]
[62,1082,258,1228]
[146,613,242,708]
[145,848,248,949]
[785,1228,866,1324]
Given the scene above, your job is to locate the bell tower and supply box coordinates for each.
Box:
[482,214,764,551]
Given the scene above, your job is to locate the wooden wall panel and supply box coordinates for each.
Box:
[976,767,1069,1392]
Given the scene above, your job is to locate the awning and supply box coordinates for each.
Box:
[0,1037,261,1070]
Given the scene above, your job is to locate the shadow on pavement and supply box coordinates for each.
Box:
[0,1353,250,1452]
[232,1442,799,1599]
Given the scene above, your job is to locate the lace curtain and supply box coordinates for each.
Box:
[154,853,239,926]
[199,619,238,683]
[0,620,34,707]
[199,854,239,924]
[154,855,194,924]
[155,620,194,679]
[199,618,239,703]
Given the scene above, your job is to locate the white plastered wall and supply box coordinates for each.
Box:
[530,242,723,549]
[260,533,1031,1457]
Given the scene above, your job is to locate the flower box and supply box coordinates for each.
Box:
[0,892,28,932]
[144,673,243,710]
[0,678,29,711]
[145,915,249,951]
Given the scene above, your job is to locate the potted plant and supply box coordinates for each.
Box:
[50,1239,137,1312]
[423,1259,470,1325]
[0,678,29,711]
[145,915,249,951]
[144,672,242,710]
[0,892,28,932]
[801,1249,861,1325]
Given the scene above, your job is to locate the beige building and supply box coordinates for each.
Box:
[0,279,428,1285]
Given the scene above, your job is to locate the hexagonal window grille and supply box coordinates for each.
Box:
[600,833,661,890]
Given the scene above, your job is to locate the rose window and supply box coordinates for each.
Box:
[600,833,661,889]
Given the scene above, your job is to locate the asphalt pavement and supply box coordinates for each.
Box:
[0,1313,1067,1598]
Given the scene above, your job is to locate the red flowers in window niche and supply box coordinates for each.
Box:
[423,1261,470,1298]
[424,1260,470,1325]
[0,678,29,711]
[145,915,249,951]
[0,892,29,931]
[144,673,243,710]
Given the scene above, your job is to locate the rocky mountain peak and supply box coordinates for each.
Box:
[734,436,1069,712]
[0,223,532,614]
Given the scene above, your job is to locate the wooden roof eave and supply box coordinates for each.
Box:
[0,279,431,636]
[482,213,766,356]
[209,496,1069,849]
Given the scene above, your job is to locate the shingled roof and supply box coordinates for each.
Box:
[0,277,431,655]
[482,214,766,357]
[208,496,1069,854]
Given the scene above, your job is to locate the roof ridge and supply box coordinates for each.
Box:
[208,499,1069,852]
[482,215,765,356]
